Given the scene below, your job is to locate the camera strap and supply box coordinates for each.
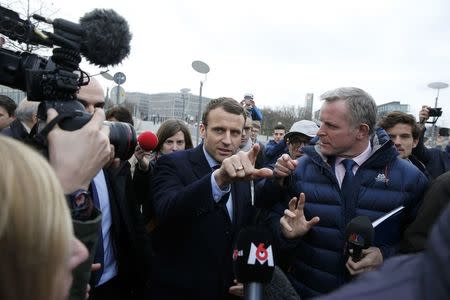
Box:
[34,111,80,146]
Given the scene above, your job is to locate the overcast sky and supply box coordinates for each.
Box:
[10,0,450,126]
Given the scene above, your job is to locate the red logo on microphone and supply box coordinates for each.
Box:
[247,243,274,266]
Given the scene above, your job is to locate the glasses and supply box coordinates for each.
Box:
[288,139,310,147]
[243,126,252,133]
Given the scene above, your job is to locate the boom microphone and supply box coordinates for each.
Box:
[33,8,131,67]
[233,226,275,300]
[78,9,132,67]
[137,131,159,152]
[345,216,374,262]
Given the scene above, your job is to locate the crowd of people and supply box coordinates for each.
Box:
[1,79,450,300]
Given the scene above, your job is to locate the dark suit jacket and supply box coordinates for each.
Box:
[101,162,152,299]
[150,145,255,300]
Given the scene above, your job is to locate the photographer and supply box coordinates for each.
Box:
[241,93,263,121]
[1,5,151,299]
[76,78,151,300]
[412,106,450,179]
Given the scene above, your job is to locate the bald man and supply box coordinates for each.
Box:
[78,78,151,300]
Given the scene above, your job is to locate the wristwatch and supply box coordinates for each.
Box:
[66,189,94,220]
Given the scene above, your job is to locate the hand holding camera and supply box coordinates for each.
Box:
[47,108,111,193]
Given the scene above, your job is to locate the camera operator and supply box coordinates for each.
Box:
[76,78,151,300]
[1,6,150,299]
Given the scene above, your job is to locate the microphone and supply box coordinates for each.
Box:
[233,226,275,300]
[78,9,132,67]
[43,9,131,67]
[345,216,374,262]
[137,131,158,152]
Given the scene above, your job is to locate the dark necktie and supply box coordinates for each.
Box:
[341,159,357,221]
[90,181,104,287]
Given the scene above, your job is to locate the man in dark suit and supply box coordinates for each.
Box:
[77,78,151,300]
[150,97,272,300]
[1,99,38,141]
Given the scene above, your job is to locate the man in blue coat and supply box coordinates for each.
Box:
[150,97,272,300]
[258,87,428,298]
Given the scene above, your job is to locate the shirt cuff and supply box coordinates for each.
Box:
[211,174,231,203]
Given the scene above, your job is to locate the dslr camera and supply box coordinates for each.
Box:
[0,5,136,160]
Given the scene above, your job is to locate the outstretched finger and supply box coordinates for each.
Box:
[306,216,320,229]
[251,167,273,179]
[246,143,261,164]
[288,197,299,211]
[296,193,306,211]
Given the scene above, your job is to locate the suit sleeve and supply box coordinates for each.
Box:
[151,154,215,223]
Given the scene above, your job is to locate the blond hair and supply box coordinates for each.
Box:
[0,136,73,300]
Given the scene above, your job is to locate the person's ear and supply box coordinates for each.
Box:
[356,123,370,139]
[200,123,207,139]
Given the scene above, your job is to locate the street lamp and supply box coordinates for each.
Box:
[427,82,448,147]
[192,60,210,146]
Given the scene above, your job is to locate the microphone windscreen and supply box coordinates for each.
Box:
[345,216,374,248]
[79,9,132,67]
[137,131,158,152]
[233,225,275,284]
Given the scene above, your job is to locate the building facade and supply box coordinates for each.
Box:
[0,85,26,103]
[126,91,212,124]
[377,101,410,118]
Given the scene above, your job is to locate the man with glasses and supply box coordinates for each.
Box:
[284,120,319,159]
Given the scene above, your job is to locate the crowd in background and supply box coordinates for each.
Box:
[1,84,449,300]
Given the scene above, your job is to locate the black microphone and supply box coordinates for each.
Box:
[345,216,374,262]
[43,9,132,68]
[78,9,132,67]
[233,226,275,300]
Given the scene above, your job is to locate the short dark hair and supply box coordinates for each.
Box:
[155,119,193,153]
[106,106,134,126]
[0,95,17,117]
[274,124,286,131]
[378,111,420,140]
[201,97,246,127]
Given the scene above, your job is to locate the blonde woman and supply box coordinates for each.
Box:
[0,136,88,300]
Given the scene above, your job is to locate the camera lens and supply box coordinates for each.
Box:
[104,121,137,160]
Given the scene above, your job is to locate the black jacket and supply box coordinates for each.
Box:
[102,162,152,299]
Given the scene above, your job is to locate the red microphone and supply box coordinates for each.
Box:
[137,131,158,151]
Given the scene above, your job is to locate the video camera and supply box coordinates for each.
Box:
[0,5,136,160]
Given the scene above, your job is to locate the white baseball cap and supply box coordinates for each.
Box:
[243,93,254,100]
[284,120,319,140]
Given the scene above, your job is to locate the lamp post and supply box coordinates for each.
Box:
[192,60,210,146]
[427,82,448,147]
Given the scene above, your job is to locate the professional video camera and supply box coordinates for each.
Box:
[0,5,136,160]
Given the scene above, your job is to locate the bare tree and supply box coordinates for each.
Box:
[260,104,308,135]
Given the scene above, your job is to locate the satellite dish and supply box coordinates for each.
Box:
[101,71,114,81]
[192,61,210,74]
[110,86,126,105]
[428,82,448,90]
[180,88,191,94]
